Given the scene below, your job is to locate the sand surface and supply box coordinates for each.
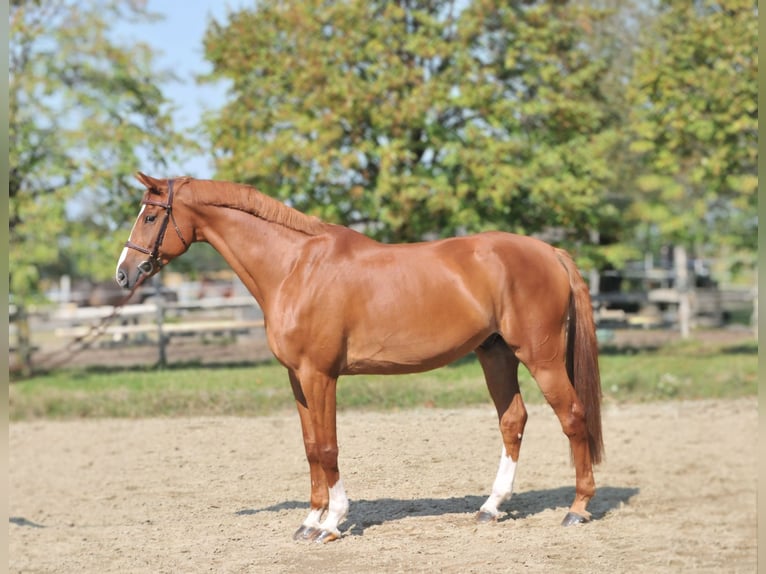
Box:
[10,398,756,573]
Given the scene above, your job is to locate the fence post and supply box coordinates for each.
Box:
[674,245,691,339]
[753,275,758,341]
[13,304,33,377]
[153,279,167,367]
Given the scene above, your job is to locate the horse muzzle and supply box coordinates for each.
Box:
[116,268,129,288]
[137,259,157,275]
[115,257,159,290]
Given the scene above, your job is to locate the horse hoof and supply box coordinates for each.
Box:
[293,525,319,541]
[313,529,340,544]
[561,512,590,526]
[476,510,497,524]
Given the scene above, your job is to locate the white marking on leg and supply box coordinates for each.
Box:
[480,447,518,518]
[301,508,324,530]
[318,479,348,536]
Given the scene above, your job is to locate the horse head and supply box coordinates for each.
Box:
[115,172,192,290]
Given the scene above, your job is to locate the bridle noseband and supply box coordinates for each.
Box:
[124,179,190,275]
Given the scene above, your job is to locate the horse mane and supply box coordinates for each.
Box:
[190,179,326,236]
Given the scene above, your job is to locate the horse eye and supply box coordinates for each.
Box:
[144,214,157,223]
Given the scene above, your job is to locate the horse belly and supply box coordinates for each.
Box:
[342,298,493,375]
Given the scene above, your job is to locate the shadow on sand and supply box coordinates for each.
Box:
[236,485,639,536]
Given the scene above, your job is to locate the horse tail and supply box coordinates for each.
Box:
[556,248,604,465]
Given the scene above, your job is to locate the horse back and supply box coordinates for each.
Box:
[268,228,571,375]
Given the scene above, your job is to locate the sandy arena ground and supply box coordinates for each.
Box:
[10,397,756,573]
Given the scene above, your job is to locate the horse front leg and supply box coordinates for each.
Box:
[292,368,348,543]
[289,370,330,541]
[475,340,527,522]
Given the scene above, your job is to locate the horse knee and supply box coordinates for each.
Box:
[304,440,339,470]
[499,401,527,458]
[317,444,340,471]
[303,440,320,463]
[500,404,527,437]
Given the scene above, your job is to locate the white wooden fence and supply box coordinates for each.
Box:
[10,296,266,373]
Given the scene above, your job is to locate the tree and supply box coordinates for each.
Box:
[626,0,757,255]
[201,0,621,255]
[625,0,757,336]
[9,0,195,301]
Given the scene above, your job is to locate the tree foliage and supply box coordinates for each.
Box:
[202,0,621,251]
[9,0,195,300]
[625,0,758,256]
[9,0,758,304]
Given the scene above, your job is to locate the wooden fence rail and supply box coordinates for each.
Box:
[10,297,266,374]
[10,286,755,375]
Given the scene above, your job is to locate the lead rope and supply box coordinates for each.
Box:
[22,180,184,376]
[26,276,149,374]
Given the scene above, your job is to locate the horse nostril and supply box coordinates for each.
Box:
[116,269,128,288]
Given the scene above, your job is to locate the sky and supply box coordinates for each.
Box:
[118,0,252,177]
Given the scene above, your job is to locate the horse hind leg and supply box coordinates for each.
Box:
[528,361,596,525]
[475,338,527,523]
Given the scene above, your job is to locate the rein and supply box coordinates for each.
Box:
[29,277,150,374]
[29,179,189,375]
[123,179,189,275]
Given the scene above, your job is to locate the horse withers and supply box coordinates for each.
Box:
[116,173,603,542]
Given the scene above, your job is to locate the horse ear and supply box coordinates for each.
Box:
[135,171,163,193]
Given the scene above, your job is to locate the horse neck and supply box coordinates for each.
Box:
[185,181,320,311]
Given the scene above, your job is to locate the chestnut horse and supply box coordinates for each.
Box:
[116,173,603,543]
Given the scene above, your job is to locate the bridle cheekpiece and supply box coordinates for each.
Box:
[124,178,190,275]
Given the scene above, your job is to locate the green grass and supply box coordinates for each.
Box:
[9,338,757,421]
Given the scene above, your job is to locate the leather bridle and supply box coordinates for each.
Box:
[124,179,190,275]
